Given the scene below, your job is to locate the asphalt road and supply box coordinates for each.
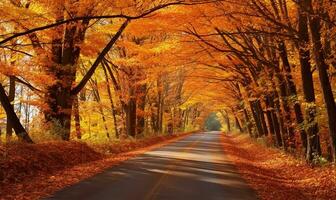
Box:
[46,132,258,200]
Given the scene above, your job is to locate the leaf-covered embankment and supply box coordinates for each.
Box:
[0,132,193,200]
[221,134,336,200]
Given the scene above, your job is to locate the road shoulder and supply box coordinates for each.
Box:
[0,133,193,200]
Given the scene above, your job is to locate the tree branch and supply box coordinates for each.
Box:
[71,19,129,95]
[0,1,214,46]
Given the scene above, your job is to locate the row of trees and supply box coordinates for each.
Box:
[2,0,336,164]
[0,0,210,143]
[186,0,336,162]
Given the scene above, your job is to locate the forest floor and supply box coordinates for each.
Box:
[222,133,336,200]
[0,133,193,200]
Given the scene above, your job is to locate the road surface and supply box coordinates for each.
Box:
[46,132,258,200]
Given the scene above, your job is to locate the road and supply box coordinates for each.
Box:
[46,132,258,200]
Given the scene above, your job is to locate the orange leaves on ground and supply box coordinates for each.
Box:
[221,134,336,200]
[0,141,103,185]
[0,133,192,200]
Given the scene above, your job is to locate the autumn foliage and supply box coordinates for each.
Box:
[1,0,336,199]
[222,134,336,200]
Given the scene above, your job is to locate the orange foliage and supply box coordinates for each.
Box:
[222,134,336,200]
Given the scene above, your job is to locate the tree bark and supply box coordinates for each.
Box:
[0,84,33,143]
[125,96,137,138]
[249,100,264,137]
[257,100,268,136]
[6,76,15,141]
[91,80,110,139]
[73,95,81,139]
[279,41,307,152]
[102,64,119,138]
[243,108,252,136]
[226,114,231,132]
[44,18,127,140]
[296,0,321,161]
[308,1,336,161]
[274,61,293,149]
[234,115,243,132]
[268,92,283,147]
[136,84,147,136]
[265,95,275,136]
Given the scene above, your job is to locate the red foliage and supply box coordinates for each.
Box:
[0,142,103,184]
[221,134,336,200]
[0,133,192,200]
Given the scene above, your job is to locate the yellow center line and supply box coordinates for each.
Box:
[144,133,205,200]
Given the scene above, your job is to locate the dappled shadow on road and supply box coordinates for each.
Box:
[46,133,257,200]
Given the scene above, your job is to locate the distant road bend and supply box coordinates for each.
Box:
[46,132,258,200]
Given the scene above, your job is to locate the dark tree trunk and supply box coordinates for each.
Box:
[279,41,307,152]
[308,1,336,161]
[256,100,268,136]
[43,13,125,141]
[226,114,231,132]
[265,95,275,136]
[274,61,293,149]
[296,0,321,160]
[183,109,189,131]
[243,108,252,136]
[249,100,264,137]
[6,76,15,141]
[268,93,283,147]
[45,83,75,140]
[234,115,243,132]
[151,104,159,133]
[73,95,81,139]
[0,84,33,143]
[156,79,164,134]
[136,84,147,136]
[125,96,137,138]
[44,15,84,141]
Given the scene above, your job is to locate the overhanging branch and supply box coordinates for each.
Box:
[71,19,129,95]
[0,1,217,46]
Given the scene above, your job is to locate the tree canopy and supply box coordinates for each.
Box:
[1,0,336,164]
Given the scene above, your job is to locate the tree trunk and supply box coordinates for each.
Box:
[136,84,147,136]
[265,95,275,135]
[226,114,231,132]
[125,98,137,138]
[308,1,336,161]
[296,0,321,160]
[249,100,264,137]
[45,83,75,141]
[44,15,81,141]
[243,108,252,136]
[0,84,33,143]
[274,61,293,149]
[279,41,307,152]
[102,64,119,138]
[125,83,137,138]
[91,80,110,139]
[6,76,15,141]
[268,93,283,147]
[156,80,164,134]
[73,95,81,139]
[257,100,268,136]
[234,115,243,132]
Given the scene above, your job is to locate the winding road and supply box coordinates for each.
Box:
[46,132,257,200]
